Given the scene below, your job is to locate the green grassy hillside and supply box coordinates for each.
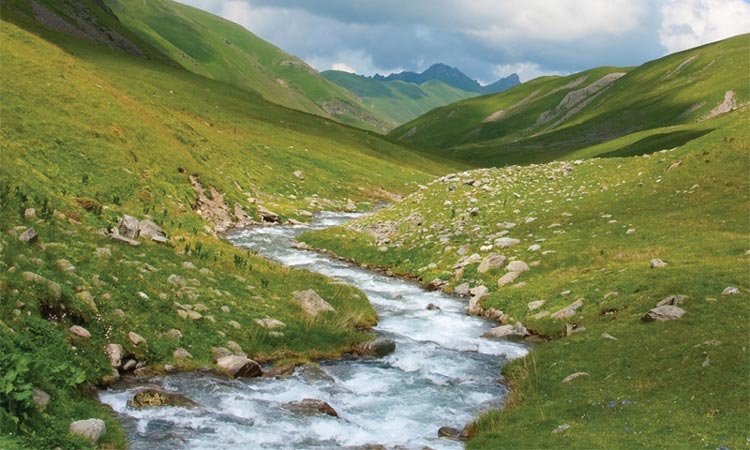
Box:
[102,0,389,132]
[392,34,749,166]
[322,70,478,127]
[301,110,749,448]
[0,8,456,449]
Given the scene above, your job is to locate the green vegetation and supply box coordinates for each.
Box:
[322,70,478,127]
[391,34,749,167]
[301,111,750,448]
[0,5,457,448]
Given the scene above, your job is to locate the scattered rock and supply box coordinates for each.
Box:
[642,305,685,322]
[110,233,140,246]
[483,323,529,339]
[650,258,668,269]
[426,303,441,311]
[128,331,146,346]
[69,419,106,443]
[173,348,192,359]
[24,208,36,219]
[454,283,470,296]
[527,300,545,311]
[69,325,91,339]
[477,254,506,273]
[506,260,529,273]
[722,287,740,296]
[551,298,584,320]
[656,295,687,306]
[601,332,618,341]
[552,423,570,434]
[128,388,198,409]
[495,237,520,248]
[563,372,589,383]
[18,228,38,243]
[527,244,541,252]
[216,355,262,378]
[257,206,280,223]
[118,215,140,239]
[284,398,338,417]
[262,363,297,378]
[255,317,285,329]
[106,343,123,368]
[293,289,335,316]
[32,388,50,412]
[293,170,305,180]
[603,291,619,300]
[138,220,166,241]
[498,271,521,286]
[228,320,241,330]
[626,228,636,235]
[94,247,112,258]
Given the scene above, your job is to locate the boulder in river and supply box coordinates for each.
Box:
[437,425,472,441]
[127,388,198,409]
[284,398,338,417]
[216,355,262,378]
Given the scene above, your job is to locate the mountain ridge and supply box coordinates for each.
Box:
[372,62,520,94]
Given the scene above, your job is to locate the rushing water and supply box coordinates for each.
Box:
[99,212,528,449]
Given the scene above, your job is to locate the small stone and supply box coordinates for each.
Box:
[477,254,506,273]
[106,343,123,368]
[95,247,112,258]
[527,244,541,252]
[24,208,36,219]
[601,332,618,340]
[426,303,441,311]
[128,388,197,409]
[76,291,98,312]
[56,259,74,271]
[642,305,685,322]
[626,228,636,235]
[128,332,146,346]
[18,228,38,243]
[69,325,91,339]
[563,372,589,383]
[221,305,230,313]
[182,261,196,270]
[506,260,529,273]
[454,283,470,296]
[551,298,584,320]
[656,295,687,307]
[722,287,740,296]
[650,258,668,269]
[498,271,521,286]
[32,388,50,412]
[527,300,545,311]
[255,317,285,329]
[121,359,136,371]
[483,323,529,339]
[228,320,241,330]
[603,291,619,300]
[118,215,140,238]
[495,237,520,248]
[365,338,396,357]
[552,423,570,434]
[173,348,192,359]
[293,170,305,180]
[69,419,106,443]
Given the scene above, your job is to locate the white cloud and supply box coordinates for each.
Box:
[659,0,750,53]
[331,63,356,73]
[493,62,568,82]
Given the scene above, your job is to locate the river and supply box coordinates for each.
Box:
[99,212,528,449]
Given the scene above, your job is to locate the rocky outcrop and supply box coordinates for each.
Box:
[642,305,685,322]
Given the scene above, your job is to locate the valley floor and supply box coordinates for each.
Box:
[300,112,750,448]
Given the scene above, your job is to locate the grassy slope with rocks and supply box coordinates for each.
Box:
[103,0,390,132]
[301,110,749,448]
[391,34,749,167]
[0,8,457,450]
[322,70,477,128]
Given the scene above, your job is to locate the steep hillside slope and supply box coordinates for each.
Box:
[302,111,749,448]
[392,34,748,166]
[0,11,455,449]
[322,70,477,126]
[103,0,389,132]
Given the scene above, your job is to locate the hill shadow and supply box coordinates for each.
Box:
[599,128,714,158]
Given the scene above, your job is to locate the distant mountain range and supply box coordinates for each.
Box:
[373,63,520,95]
[323,64,519,127]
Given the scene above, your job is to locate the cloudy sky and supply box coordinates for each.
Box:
[178,0,750,83]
